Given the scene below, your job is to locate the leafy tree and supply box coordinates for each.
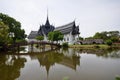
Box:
[57,32,64,41]
[48,32,54,41]
[36,36,44,41]
[48,31,63,42]
[79,36,84,40]
[116,76,120,80]
[93,32,108,40]
[85,37,93,39]
[108,31,119,37]
[93,31,120,42]
[93,32,102,39]
[111,37,119,42]
[106,39,112,46]
[0,21,9,49]
[108,31,120,42]
[0,13,26,42]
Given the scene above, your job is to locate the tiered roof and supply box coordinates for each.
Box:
[28,18,79,39]
[38,16,55,36]
[55,21,79,35]
[28,31,37,39]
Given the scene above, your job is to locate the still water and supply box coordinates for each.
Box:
[0,47,120,80]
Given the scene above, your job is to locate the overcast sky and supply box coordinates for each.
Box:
[0,0,120,37]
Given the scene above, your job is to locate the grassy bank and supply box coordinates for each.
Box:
[69,44,110,49]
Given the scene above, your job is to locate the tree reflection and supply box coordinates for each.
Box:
[29,48,80,76]
[0,54,26,80]
[75,48,120,58]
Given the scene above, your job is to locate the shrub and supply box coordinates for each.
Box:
[116,75,120,80]
[16,39,27,43]
[94,45,100,48]
[36,36,44,41]
[62,42,68,48]
[106,40,112,46]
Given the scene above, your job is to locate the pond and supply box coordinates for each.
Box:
[0,47,120,80]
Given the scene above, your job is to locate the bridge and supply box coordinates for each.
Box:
[8,41,61,52]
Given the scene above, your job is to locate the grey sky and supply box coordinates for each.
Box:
[0,0,120,37]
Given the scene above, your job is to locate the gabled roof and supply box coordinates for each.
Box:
[55,21,75,34]
[28,31,38,39]
[28,21,79,39]
[38,25,55,36]
[38,16,55,36]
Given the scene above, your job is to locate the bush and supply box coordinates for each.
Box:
[62,42,68,48]
[16,39,27,42]
[94,45,100,48]
[36,36,44,41]
[106,40,112,46]
[111,37,119,42]
[116,75,120,80]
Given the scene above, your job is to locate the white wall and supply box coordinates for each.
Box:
[43,35,48,41]
[27,39,37,42]
[28,32,78,45]
[60,32,78,45]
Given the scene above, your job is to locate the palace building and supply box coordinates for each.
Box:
[28,16,80,44]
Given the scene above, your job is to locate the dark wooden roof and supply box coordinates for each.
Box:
[28,21,79,39]
[38,17,55,36]
[55,21,79,35]
[45,16,50,26]
[28,31,38,39]
[38,25,54,36]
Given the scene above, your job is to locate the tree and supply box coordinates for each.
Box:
[48,31,63,42]
[108,31,120,42]
[48,32,54,41]
[0,21,9,50]
[116,76,120,80]
[0,13,26,43]
[106,39,112,46]
[57,31,64,41]
[54,31,63,41]
[93,31,120,42]
[111,37,119,42]
[79,36,84,40]
[85,37,93,39]
[108,31,119,37]
[93,32,108,40]
[36,36,44,41]
[93,32,102,39]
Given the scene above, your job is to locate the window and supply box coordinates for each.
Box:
[64,38,66,41]
[67,37,69,41]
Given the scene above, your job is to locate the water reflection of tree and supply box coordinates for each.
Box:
[75,48,120,58]
[0,54,26,80]
[29,49,80,76]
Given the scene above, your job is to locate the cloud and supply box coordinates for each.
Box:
[0,0,120,37]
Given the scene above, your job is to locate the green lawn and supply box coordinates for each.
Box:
[69,44,110,49]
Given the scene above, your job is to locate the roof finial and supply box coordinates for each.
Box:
[74,18,76,22]
[45,7,50,25]
[47,7,48,20]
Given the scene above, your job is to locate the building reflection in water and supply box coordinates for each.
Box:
[74,48,120,58]
[28,48,120,78]
[0,54,26,80]
[0,47,120,80]
[29,48,80,77]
